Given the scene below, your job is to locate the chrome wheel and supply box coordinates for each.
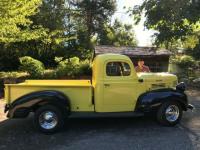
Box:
[39,111,58,130]
[165,105,180,122]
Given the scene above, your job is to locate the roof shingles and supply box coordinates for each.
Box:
[95,46,171,57]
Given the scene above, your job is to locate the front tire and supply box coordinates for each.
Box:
[157,101,182,126]
[34,105,64,134]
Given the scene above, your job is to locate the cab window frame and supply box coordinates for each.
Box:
[105,61,131,77]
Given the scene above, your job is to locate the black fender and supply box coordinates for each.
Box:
[7,90,70,118]
[135,88,188,113]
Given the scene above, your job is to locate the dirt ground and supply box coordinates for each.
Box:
[0,89,200,150]
[0,99,6,122]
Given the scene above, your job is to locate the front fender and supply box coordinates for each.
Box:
[7,90,70,118]
[135,88,188,112]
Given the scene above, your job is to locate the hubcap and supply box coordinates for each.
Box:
[39,111,58,130]
[165,105,179,122]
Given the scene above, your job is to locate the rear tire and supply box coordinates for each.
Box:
[157,101,182,126]
[34,105,64,134]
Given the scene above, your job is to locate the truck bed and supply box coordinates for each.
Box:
[5,80,94,112]
[22,80,91,86]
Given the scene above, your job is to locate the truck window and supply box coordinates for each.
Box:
[122,62,131,76]
[106,62,131,76]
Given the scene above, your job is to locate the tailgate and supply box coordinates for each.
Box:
[4,83,25,104]
[4,84,11,104]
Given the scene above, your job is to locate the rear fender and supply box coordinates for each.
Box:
[7,90,70,118]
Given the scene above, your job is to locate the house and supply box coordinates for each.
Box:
[95,45,171,72]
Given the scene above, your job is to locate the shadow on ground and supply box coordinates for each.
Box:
[0,115,195,150]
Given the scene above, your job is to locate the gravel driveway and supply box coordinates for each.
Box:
[0,90,200,150]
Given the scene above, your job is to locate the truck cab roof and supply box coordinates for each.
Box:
[94,53,131,62]
[92,53,137,82]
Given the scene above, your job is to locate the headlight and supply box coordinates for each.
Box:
[176,82,186,92]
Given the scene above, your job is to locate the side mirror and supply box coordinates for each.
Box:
[138,78,143,83]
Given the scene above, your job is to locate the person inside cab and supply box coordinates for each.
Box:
[135,59,150,72]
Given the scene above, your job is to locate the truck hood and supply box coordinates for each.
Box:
[137,72,177,89]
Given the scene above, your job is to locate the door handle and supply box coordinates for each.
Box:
[104,84,110,87]
[138,78,144,83]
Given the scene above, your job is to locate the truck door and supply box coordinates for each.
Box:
[102,61,138,112]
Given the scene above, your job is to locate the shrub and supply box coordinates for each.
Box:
[56,57,80,78]
[55,57,92,78]
[79,60,92,76]
[19,56,45,78]
[42,69,57,79]
[177,55,195,68]
[0,71,28,79]
[171,55,196,80]
[54,57,63,64]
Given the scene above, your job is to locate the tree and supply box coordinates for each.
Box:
[130,0,200,48]
[2,0,75,68]
[185,33,200,60]
[24,0,74,66]
[0,0,48,70]
[98,19,137,47]
[0,0,46,43]
[0,0,118,70]
[31,0,71,42]
[70,0,117,51]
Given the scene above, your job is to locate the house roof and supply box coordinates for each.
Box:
[95,45,171,57]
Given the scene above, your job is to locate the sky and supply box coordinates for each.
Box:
[112,0,156,46]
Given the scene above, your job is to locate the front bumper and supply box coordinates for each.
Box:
[187,104,194,110]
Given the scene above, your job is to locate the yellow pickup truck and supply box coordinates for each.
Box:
[4,54,193,133]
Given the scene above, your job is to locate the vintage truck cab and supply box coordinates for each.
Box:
[4,54,193,133]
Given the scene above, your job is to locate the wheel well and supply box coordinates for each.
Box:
[175,100,187,111]
[161,99,187,111]
[32,100,70,116]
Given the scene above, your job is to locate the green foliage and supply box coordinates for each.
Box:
[171,55,196,79]
[185,40,200,60]
[55,57,63,64]
[0,0,140,72]
[69,0,117,53]
[0,0,47,43]
[98,19,137,47]
[131,0,200,48]
[42,69,57,79]
[172,55,195,68]
[56,57,80,78]
[19,56,45,78]
[0,0,117,71]
[179,55,195,67]
[182,34,200,49]
[1,55,91,79]
[79,60,92,76]
[31,0,74,48]
[56,57,91,78]
[0,72,28,79]
[72,0,116,36]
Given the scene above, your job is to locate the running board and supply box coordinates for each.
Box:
[69,112,144,118]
